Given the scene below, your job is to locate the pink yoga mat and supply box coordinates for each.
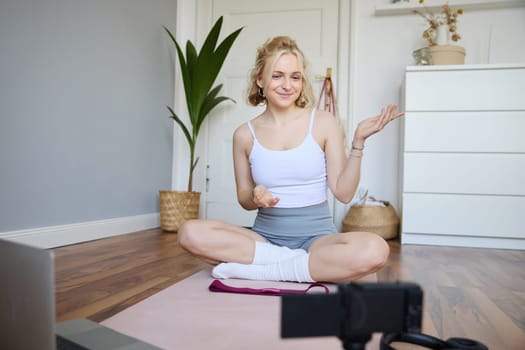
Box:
[102,269,381,349]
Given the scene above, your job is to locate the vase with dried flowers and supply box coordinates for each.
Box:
[414,0,463,46]
[413,0,465,65]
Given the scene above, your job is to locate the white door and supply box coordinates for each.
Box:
[202,0,341,226]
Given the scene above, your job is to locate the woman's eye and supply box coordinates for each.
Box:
[272,74,281,79]
[292,75,301,81]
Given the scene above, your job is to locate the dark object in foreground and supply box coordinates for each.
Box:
[281,282,423,350]
[281,281,488,350]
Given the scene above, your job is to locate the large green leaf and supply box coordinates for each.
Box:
[190,33,222,124]
[198,84,224,121]
[194,17,223,89]
[167,106,192,148]
[210,27,243,78]
[191,20,243,129]
[185,40,199,125]
[206,28,243,83]
[199,16,222,58]
[194,84,235,136]
[165,26,194,119]
[195,95,234,138]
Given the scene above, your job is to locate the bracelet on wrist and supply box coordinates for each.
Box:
[350,149,363,158]
[351,142,364,151]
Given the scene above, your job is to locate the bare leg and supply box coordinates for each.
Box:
[308,231,389,283]
[179,221,387,283]
[177,219,266,265]
[210,231,387,283]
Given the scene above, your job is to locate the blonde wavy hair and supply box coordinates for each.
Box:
[247,36,315,108]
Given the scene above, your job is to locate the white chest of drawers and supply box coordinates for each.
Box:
[400,63,525,249]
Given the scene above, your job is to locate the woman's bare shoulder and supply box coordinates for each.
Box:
[314,109,344,134]
[233,121,254,145]
[314,108,337,121]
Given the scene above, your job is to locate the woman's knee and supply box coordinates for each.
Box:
[363,233,390,271]
[177,219,207,253]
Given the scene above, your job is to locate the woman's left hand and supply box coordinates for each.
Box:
[353,104,404,146]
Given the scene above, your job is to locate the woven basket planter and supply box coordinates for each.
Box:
[342,201,400,240]
[159,191,200,232]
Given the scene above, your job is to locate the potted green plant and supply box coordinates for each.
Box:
[160,17,243,232]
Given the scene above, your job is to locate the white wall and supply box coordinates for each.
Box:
[351,1,525,212]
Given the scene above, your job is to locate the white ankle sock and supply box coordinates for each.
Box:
[252,241,306,265]
[212,253,314,283]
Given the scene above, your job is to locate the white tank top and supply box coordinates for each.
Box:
[247,109,327,208]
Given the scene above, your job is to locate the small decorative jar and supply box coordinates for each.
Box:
[412,47,432,65]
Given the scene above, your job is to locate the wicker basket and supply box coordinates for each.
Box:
[159,191,200,232]
[342,201,400,240]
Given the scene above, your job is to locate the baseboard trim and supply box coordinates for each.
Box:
[401,232,525,250]
[0,213,160,249]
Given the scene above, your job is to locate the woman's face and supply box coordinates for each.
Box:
[258,53,303,109]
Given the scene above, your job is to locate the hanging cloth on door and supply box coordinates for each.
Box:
[316,67,337,116]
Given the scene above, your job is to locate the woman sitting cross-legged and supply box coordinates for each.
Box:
[177,36,404,283]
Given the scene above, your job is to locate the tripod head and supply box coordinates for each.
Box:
[281,282,423,350]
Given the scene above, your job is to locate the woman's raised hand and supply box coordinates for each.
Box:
[353,104,404,145]
[253,185,280,208]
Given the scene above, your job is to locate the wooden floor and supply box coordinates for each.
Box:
[54,229,525,349]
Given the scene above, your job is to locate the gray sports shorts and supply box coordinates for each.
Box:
[251,201,337,251]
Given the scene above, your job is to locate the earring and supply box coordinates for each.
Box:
[258,87,265,99]
[298,92,306,104]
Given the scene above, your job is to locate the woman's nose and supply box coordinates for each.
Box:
[282,77,291,89]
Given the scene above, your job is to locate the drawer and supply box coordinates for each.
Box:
[404,111,525,153]
[403,153,525,195]
[405,67,525,111]
[402,193,525,238]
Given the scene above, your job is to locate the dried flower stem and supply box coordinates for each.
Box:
[414,1,463,46]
